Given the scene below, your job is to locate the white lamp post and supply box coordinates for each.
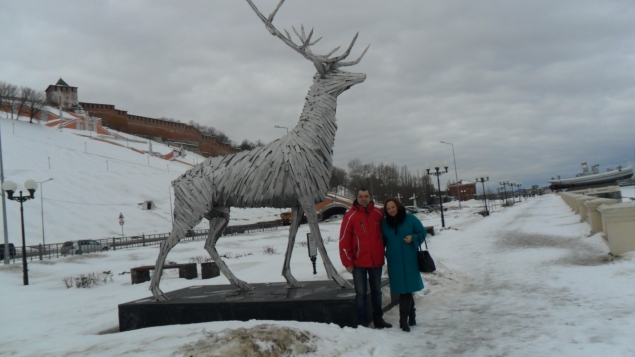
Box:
[36,178,53,246]
[274,125,289,134]
[440,141,461,209]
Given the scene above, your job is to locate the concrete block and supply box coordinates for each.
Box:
[597,202,635,256]
[584,198,620,234]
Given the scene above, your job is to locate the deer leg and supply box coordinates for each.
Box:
[203,207,254,291]
[281,205,304,288]
[150,222,190,301]
[298,196,353,288]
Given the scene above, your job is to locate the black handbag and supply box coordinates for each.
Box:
[417,240,436,273]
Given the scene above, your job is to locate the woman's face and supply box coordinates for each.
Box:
[386,201,398,217]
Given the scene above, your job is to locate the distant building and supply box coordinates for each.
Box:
[45,78,78,108]
[42,78,236,158]
[447,180,477,201]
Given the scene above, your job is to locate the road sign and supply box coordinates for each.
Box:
[119,219,124,226]
[306,233,317,257]
[119,213,124,220]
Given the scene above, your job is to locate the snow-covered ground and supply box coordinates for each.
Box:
[1,191,634,355]
[0,116,283,245]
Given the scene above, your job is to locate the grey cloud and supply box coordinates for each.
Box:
[2,0,635,190]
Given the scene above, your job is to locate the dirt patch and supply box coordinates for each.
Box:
[497,232,574,250]
[174,324,317,357]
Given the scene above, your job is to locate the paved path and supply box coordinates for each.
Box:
[383,195,635,356]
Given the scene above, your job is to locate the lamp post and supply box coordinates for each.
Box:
[515,182,522,202]
[36,178,53,247]
[2,179,38,285]
[0,121,10,265]
[499,181,508,204]
[274,125,289,134]
[440,141,461,209]
[425,161,449,228]
[509,182,517,202]
[475,175,489,213]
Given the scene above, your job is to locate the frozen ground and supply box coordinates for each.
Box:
[1,191,634,356]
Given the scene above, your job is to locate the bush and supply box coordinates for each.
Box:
[190,255,211,264]
[63,271,114,289]
[262,246,279,255]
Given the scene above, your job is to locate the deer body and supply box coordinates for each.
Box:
[150,0,368,301]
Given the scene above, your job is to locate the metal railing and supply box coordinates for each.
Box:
[2,221,280,264]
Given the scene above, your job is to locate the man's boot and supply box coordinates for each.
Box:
[399,295,411,332]
[373,316,393,329]
[408,296,416,326]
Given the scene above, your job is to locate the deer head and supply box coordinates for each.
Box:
[246,0,370,85]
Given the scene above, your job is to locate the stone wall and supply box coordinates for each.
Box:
[79,101,236,157]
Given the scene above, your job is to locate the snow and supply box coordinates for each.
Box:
[2,116,635,356]
[0,116,283,245]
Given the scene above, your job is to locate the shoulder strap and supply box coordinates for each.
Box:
[418,238,429,251]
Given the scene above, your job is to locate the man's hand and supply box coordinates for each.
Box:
[404,235,413,244]
[346,266,354,274]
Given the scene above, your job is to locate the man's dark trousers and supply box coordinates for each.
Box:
[353,266,383,325]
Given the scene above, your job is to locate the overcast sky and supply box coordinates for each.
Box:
[2,0,635,190]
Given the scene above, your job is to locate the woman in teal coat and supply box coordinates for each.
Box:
[382,198,427,332]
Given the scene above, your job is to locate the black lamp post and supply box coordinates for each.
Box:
[509,181,517,202]
[476,175,490,213]
[516,182,522,202]
[499,180,508,204]
[2,179,37,285]
[425,161,449,228]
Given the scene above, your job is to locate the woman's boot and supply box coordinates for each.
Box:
[408,295,416,326]
[399,295,411,332]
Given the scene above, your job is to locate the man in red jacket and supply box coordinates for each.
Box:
[339,188,392,329]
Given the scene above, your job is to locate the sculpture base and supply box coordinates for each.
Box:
[118,279,396,332]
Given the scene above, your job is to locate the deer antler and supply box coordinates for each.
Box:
[246,0,369,75]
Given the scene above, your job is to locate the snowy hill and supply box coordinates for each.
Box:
[0,115,282,246]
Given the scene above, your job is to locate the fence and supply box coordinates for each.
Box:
[1,221,280,264]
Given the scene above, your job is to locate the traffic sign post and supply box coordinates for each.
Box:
[306,233,318,274]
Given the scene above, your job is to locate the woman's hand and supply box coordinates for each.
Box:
[404,235,413,244]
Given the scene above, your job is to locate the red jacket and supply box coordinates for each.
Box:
[339,201,385,268]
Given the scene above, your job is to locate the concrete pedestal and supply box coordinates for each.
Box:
[574,196,595,222]
[597,202,635,256]
[584,198,619,233]
[119,279,396,332]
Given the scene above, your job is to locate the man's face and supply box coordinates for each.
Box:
[357,190,371,207]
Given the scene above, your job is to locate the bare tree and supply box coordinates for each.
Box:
[22,87,45,123]
[14,86,32,120]
[238,139,264,151]
[329,166,347,194]
[0,81,19,119]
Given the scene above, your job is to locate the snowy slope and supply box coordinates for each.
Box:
[0,116,283,245]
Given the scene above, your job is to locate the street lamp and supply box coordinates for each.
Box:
[440,141,461,209]
[509,182,517,202]
[499,181,508,204]
[515,182,522,202]
[274,125,289,134]
[2,179,37,285]
[475,175,489,214]
[425,161,449,228]
[36,178,53,247]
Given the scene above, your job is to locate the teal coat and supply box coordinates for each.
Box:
[381,213,426,294]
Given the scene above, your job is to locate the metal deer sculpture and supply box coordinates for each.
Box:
[150,0,369,301]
